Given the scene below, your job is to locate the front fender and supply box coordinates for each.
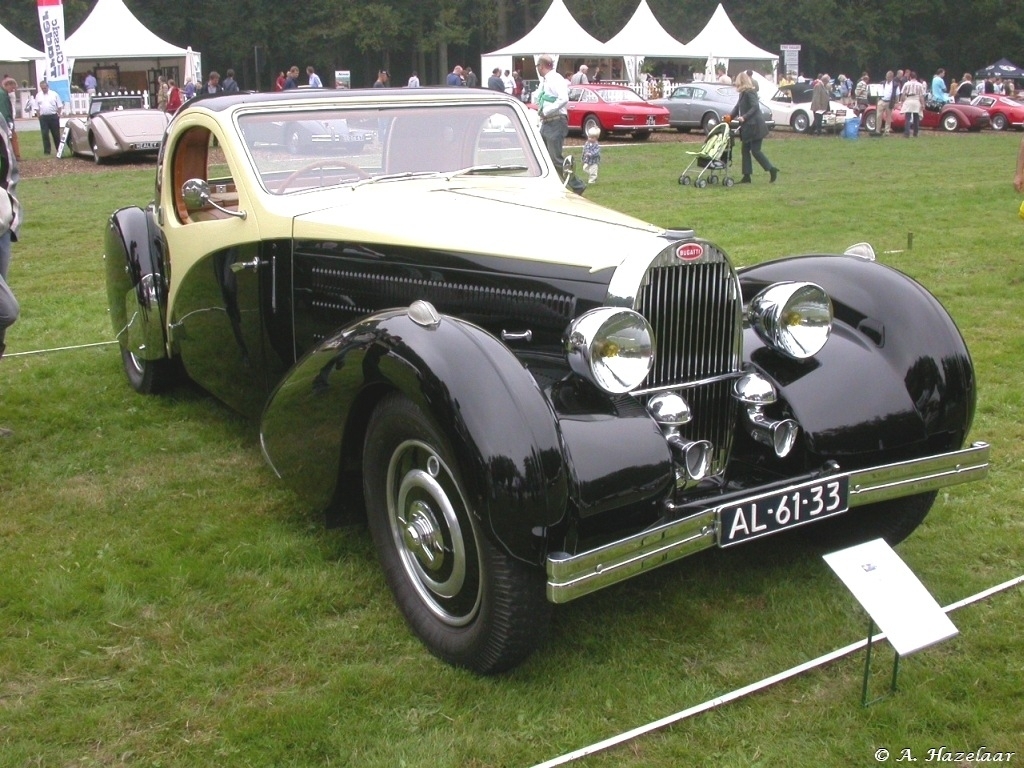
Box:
[738,255,976,461]
[104,206,169,360]
[260,307,568,563]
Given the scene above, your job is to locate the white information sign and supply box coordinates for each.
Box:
[823,539,958,656]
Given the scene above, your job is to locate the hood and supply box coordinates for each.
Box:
[292,178,666,273]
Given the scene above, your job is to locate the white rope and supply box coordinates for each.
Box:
[530,574,1024,768]
[3,340,118,357]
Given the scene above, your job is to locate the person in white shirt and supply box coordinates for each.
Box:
[534,54,585,195]
[407,71,420,88]
[570,64,589,85]
[33,80,63,156]
[306,66,322,88]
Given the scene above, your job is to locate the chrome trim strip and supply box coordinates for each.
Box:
[546,441,990,603]
[632,370,744,397]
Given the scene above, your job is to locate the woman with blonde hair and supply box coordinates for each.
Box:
[730,70,778,183]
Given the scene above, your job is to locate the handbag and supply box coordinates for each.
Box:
[10,130,20,161]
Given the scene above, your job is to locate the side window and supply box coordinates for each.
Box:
[171,126,238,224]
[568,88,582,102]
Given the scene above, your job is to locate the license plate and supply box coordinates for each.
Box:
[646,116,656,126]
[135,142,160,150]
[717,476,849,547]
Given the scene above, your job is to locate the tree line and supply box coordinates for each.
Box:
[4,0,1021,90]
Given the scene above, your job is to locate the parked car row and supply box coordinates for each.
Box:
[60,83,1024,170]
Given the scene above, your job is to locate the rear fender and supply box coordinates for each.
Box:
[104,206,169,361]
[738,255,976,458]
[88,117,117,154]
[260,307,569,563]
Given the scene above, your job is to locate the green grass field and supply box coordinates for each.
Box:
[1,126,1022,767]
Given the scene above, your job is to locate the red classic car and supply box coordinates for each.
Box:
[970,94,1024,131]
[862,99,991,132]
[564,83,670,140]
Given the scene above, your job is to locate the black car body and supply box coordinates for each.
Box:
[104,88,989,673]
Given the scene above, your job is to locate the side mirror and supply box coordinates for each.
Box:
[181,178,210,211]
[182,178,246,220]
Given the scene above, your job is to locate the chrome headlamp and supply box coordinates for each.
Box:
[748,282,832,360]
[565,308,654,394]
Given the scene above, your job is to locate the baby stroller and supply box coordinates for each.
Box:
[678,120,736,188]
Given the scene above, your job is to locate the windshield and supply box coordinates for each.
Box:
[237,103,542,194]
[90,96,145,115]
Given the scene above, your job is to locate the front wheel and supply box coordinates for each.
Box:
[941,113,960,132]
[864,112,877,132]
[791,111,810,133]
[363,393,549,674]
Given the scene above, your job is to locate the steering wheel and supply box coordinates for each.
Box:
[277,159,370,192]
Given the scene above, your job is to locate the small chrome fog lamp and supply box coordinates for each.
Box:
[748,282,832,360]
[733,372,800,458]
[565,308,654,394]
[647,392,712,482]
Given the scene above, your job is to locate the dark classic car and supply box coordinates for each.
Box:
[105,88,989,673]
[650,83,774,134]
[862,98,991,132]
[65,93,170,163]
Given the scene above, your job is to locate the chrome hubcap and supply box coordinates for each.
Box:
[387,440,479,625]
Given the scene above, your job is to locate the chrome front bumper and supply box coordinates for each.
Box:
[546,441,991,603]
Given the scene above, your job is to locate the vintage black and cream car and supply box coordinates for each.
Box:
[105,88,989,673]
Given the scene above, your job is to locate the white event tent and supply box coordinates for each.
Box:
[0,21,45,85]
[480,0,610,81]
[63,0,197,93]
[603,0,696,83]
[683,4,778,80]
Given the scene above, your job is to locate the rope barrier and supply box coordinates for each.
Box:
[531,574,1024,768]
[3,340,118,358]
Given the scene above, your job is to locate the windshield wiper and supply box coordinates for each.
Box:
[446,164,529,178]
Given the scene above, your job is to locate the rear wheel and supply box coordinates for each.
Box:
[941,113,960,132]
[702,113,720,133]
[791,111,810,133]
[864,112,877,132]
[90,134,103,164]
[363,392,549,674]
[632,130,651,141]
[802,492,937,550]
[119,345,177,394]
[990,113,1007,131]
[582,114,604,140]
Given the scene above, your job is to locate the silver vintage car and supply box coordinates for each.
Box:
[651,83,775,134]
[64,93,170,163]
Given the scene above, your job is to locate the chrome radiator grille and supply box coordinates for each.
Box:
[634,256,742,389]
[632,247,743,478]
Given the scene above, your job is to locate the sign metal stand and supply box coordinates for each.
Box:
[823,538,958,707]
